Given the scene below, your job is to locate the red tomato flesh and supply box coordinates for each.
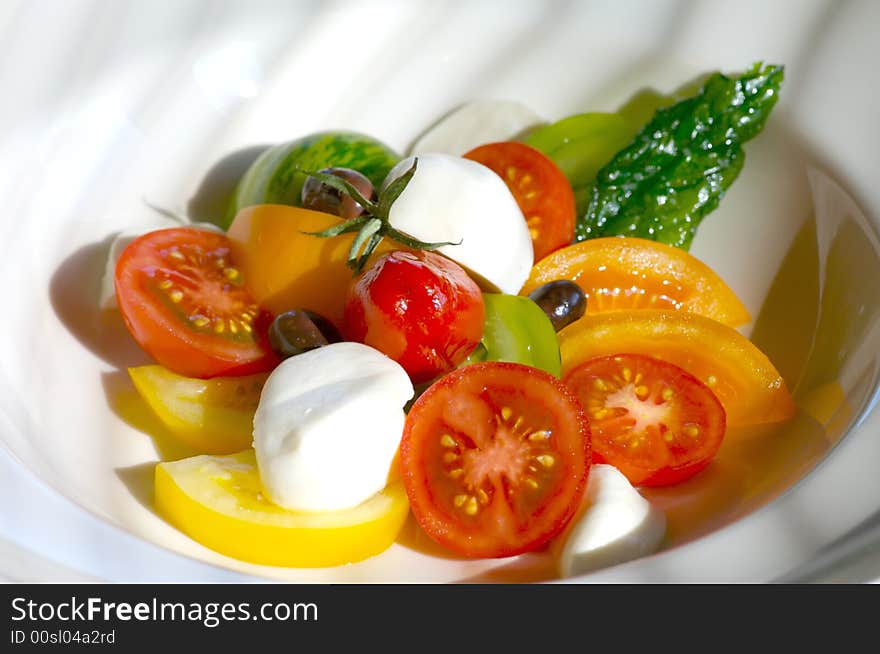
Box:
[115,227,278,378]
[343,250,484,384]
[463,141,576,261]
[401,362,591,558]
[564,354,726,487]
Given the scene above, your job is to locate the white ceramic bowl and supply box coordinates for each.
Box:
[2,0,879,582]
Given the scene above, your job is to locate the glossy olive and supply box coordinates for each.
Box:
[527,280,587,332]
[302,310,342,344]
[301,167,375,219]
[268,309,340,359]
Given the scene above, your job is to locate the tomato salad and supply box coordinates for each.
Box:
[107,63,795,576]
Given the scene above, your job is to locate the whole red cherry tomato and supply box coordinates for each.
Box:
[343,250,484,383]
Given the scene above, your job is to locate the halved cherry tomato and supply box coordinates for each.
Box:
[521,237,751,327]
[343,250,485,384]
[463,141,576,261]
[115,227,278,379]
[559,310,796,427]
[565,354,726,486]
[401,362,590,558]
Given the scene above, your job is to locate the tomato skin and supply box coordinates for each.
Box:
[115,227,279,379]
[463,141,576,261]
[565,354,726,487]
[401,361,591,558]
[343,250,485,384]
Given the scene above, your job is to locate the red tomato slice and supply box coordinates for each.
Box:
[564,354,726,487]
[400,361,590,558]
[115,227,279,379]
[463,141,576,261]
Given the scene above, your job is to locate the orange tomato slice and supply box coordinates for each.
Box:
[559,310,796,427]
[521,237,750,327]
[226,204,395,326]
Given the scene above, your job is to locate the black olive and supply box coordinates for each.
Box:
[527,280,587,332]
[302,310,342,344]
[268,309,340,359]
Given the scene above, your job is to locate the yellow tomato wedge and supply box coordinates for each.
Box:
[129,365,266,455]
[522,237,751,327]
[226,204,395,325]
[559,310,796,427]
[155,450,410,567]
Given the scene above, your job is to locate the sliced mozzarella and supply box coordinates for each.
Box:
[385,153,533,295]
[98,220,223,309]
[556,464,666,578]
[253,342,413,513]
[409,99,544,156]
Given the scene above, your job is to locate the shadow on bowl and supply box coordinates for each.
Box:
[187,144,269,226]
[49,237,154,371]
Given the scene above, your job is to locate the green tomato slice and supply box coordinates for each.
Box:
[523,113,631,184]
[474,294,561,377]
[522,113,634,216]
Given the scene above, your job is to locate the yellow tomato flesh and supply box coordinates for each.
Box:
[522,237,751,327]
[155,450,410,567]
[129,365,266,455]
[559,310,796,427]
[226,204,394,326]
